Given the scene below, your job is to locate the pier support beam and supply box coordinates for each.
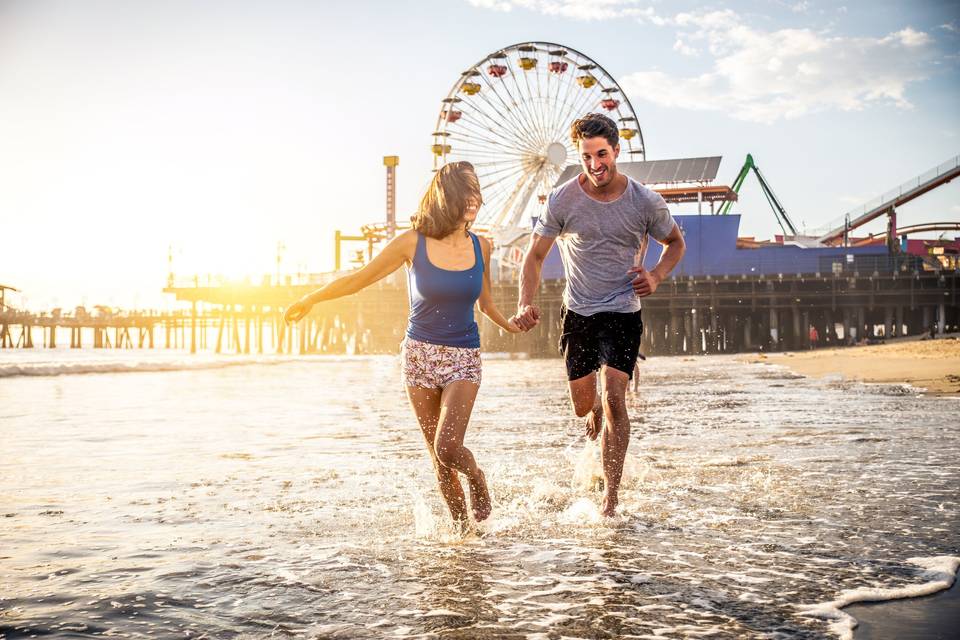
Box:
[768,308,779,351]
[257,308,264,354]
[791,307,801,351]
[191,302,197,354]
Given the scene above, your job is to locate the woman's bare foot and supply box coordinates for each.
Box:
[467,469,492,521]
[600,491,618,517]
[584,403,603,441]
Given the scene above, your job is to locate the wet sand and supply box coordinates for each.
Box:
[744,336,960,396]
[851,579,960,639]
[745,338,960,635]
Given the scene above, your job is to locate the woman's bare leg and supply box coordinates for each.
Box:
[434,381,491,521]
[406,386,468,525]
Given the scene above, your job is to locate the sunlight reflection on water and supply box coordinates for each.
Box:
[1,354,958,638]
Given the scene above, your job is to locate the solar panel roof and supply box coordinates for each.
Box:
[556,156,722,186]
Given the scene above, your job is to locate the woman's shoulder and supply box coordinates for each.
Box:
[384,229,420,261]
[397,228,420,242]
[471,232,492,254]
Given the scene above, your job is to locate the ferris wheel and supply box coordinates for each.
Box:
[431,42,645,235]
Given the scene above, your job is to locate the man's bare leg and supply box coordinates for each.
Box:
[434,381,491,521]
[599,366,631,517]
[568,372,602,440]
[406,386,468,525]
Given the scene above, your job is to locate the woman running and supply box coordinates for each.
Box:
[283,161,520,526]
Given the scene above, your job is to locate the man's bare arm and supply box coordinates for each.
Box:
[515,233,556,330]
[650,223,685,283]
[630,223,685,298]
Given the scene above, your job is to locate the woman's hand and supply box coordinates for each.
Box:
[283,298,311,323]
[506,317,523,333]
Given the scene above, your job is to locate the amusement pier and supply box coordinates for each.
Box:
[2,42,958,357]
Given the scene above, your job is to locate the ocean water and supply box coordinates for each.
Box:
[1,349,958,639]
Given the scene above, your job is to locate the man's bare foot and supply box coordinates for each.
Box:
[600,491,618,517]
[468,469,492,521]
[584,403,603,441]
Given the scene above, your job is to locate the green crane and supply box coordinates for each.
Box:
[719,154,798,237]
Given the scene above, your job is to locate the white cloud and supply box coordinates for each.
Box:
[620,13,934,123]
[883,27,932,47]
[467,0,662,22]
[467,0,513,11]
[467,2,938,124]
[791,1,811,13]
[673,38,698,57]
[940,21,958,33]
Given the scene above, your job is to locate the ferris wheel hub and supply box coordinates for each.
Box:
[545,142,568,169]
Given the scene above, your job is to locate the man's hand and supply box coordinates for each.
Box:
[511,304,541,331]
[628,267,661,298]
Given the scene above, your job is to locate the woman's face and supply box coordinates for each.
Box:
[462,195,481,223]
[461,172,482,223]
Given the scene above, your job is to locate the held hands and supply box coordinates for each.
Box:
[506,317,523,333]
[628,267,661,298]
[510,304,540,332]
[283,298,313,324]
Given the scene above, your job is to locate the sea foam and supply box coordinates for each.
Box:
[797,555,960,640]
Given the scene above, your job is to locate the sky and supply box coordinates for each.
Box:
[1,0,958,310]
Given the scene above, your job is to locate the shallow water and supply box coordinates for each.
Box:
[1,351,958,638]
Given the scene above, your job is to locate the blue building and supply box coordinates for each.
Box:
[541,214,892,281]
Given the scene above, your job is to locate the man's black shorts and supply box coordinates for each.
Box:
[558,305,644,381]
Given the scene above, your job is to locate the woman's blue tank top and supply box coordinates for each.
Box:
[406,232,484,348]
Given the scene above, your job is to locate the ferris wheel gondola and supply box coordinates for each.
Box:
[431,42,645,241]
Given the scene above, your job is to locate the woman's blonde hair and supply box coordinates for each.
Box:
[411,161,482,239]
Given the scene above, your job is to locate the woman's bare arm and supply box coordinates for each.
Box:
[476,236,520,333]
[284,230,416,323]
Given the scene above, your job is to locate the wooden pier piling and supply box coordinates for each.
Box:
[1,267,956,357]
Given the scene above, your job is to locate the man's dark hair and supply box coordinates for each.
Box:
[570,113,619,148]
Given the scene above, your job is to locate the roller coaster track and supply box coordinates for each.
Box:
[896,222,960,236]
[817,155,960,246]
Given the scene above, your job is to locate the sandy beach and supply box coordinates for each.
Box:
[744,336,960,396]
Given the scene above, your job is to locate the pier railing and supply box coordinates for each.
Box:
[673,250,939,278]
[3,268,956,356]
[167,270,348,290]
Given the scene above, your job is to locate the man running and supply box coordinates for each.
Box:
[512,113,686,517]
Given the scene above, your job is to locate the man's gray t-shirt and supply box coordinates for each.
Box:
[533,175,676,316]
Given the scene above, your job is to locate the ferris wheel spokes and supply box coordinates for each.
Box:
[432,42,645,235]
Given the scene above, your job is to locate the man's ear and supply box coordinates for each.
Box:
[614,143,620,159]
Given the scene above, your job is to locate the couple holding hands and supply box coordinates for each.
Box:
[284,113,685,526]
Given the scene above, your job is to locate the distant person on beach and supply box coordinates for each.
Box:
[284,161,520,528]
[511,113,686,517]
[808,325,819,350]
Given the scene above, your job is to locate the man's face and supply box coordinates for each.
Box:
[578,135,620,188]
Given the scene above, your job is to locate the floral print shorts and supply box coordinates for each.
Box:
[401,337,482,389]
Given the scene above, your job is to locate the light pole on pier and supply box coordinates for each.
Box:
[384,155,399,239]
